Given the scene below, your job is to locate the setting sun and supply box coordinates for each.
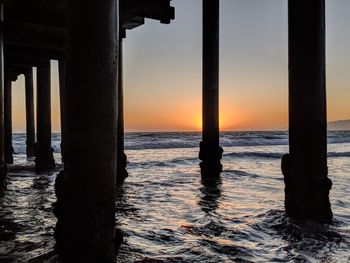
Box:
[192,109,238,132]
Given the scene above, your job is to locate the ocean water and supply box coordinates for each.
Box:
[0,132,349,262]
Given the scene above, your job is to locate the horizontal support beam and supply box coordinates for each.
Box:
[5,56,50,67]
[4,18,139,49]
[5,44,65,60]
[5,0,66,28]
[120,13,145,30]
[5,72,20,81]
[5,64,32,75]
[120,0,174,24]
[4,23,66,50]
[5,0,173,28]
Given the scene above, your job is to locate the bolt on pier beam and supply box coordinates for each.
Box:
[55,0,119,261]
[199,0,223,178]
[35,60,55,172]
[25,69,35,157]
[282,0,332,223]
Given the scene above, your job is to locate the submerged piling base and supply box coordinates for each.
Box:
[26,143,35,158]
[5,146,13,164]
[54,171,124,261]
[53,170,64,256]
[117,153,128,186]
[0,165,6,197]
[34,145,55,172]
[199,141,223,177]
[281,154,333,223]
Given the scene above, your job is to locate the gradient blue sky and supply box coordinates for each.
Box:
[11,0,350,132]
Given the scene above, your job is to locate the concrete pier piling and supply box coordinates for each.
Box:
[57,0,119,261]
[58,60,66,162]
[199,0,223,177]
[4,77,13,164]
[0,0,343,260]
[117,38,128,186]
[0,3,5,192]
[282,0,332,223]
[35,60,55,172]
[25,68,35,157]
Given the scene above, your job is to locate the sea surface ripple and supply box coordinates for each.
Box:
[0,132,349,262]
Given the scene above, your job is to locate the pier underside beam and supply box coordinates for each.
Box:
[199,0,222,177]
[282,0,332,223]
[35,60,55,172]
[57,0,119,261]
[4,23,66,50]
[120,0,174,24]
[4,0,172,29]
[25,69,35,157]
[5,45,65,60]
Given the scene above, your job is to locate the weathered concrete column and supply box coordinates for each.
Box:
[282,0,332,223]
[35,61,55,172]
[4,77,13,164]
[55,0,119,261]
[0,3,6,193]
[199,0,223,177]
[58,60,66,162]
[25,69,35,157]
[116,38,128,186]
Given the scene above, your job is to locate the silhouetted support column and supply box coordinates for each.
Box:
[199,0,223,177]
[55,0,119,261]
[117,38,128,186]
[282,0,332,223]
[0,3,5,193]
[35,61,55,172]
[4,78,13,164]
[25,69,35,157]
[58,61,66,162]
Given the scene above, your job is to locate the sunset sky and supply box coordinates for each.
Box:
[11,0,350,132]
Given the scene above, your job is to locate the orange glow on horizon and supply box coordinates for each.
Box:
[194,114,202,131]
[192,112,240,132]
[124,97,257,132]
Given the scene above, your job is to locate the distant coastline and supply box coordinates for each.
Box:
[328,119,350,130]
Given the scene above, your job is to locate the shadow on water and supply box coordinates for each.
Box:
[0,211,18,262]
[32,174,51,191]
[116,184,139,216]
[280,220,346,261]
[253,209,349,262]
[0,165,59,262]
